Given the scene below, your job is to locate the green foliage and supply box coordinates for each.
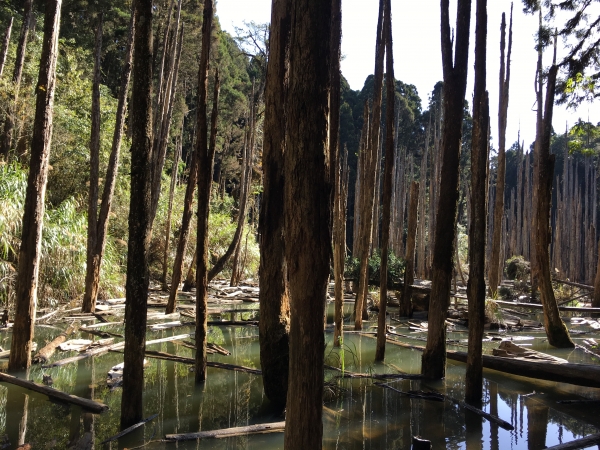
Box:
[505,255,530,281]
[344,251,405,287]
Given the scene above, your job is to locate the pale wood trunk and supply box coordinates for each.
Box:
[375,0,395,361]
[161,134,181,289]
[333,146,348,347]
[401,181,419,317]
[417,121,430,279]
[421,0,472,380]
[8,0,61,372]
[465,0,488,405]
[120,0,153,429]
[0,0,33,158]
[0,17,13,79]
[81,11,134,313]
[283,0,332,447]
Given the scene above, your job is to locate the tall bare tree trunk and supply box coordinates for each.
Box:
[534,38,574,348]
[375,0,395,361]
[283,0,332,447]
[0,0,33,158]
[82,13,134,313]
[488,7,513,295]
[422,0,472,380]
[333,147,348,347]
[8,0,61,372]
[0,17,13,79]
[194,0,218,380]
[120,0,153,429]
[465,0,489,406]
[401,181,419,317]
[161,133,181,290]
[355,0,385,331]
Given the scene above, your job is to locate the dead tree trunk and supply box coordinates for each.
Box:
[8,0,61,372]
[120,0,153,430]
[488,7,513,295]
[401,181,419,317]
[534,38,574,348]
[465,0,489,406]
[0,0,33,158]
[0,17,13,79]
[283,1,332,447]
[421,0,472,380]
[195,0,218,382]
[333,146,348,347]
[161,133,182,290]
[375,0,395,361]
[355,0,385,331]
[83,17,103,311]
[81,12,134,314]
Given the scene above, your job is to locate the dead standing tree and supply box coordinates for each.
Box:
[488,6,513,296]
[283,0,332,447]
[422,0,472,380]
[8,0,62,372]
[259,0,292,406]
[0,17,13,79]
[465,0,489,406]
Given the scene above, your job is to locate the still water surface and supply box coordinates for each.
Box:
[0,301,599,449]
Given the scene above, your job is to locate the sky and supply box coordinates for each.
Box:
[216,0,600,152]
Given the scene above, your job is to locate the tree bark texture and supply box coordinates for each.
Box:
[535,45,574,348]
[82,12,134,313]
[8,0,62,373]
[488,7,512,295]
[161,133,181,289]
[120,0,153,430]
[0,16,13,79]
[355,0,384,331]
[0,0,33,158]
[195,0,217,382]
[465,0,489,406]
[83,17,103,312]
[259,0,292,406]
[594,239,600,309]
[401,181,419,317]
[422,0,472,380]
[283,0,332,448]
[375,0,395,361]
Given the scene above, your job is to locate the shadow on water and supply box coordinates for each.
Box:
[0,301,599,449]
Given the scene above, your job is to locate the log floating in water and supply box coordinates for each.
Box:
[543,432,600,450]
[142,350,261,374]
[0,372,108,413]
[32,321,79,364]
[493,299,600,313]
[164,421,285,441]
[99,413,158,444]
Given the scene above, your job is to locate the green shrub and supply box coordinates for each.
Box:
[505,255,530,281]
[343,251,405,287]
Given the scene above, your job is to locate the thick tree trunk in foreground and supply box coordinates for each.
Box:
[355,0,384,331]
[488,7,512,296]
[120,0,153,429]
[283,0,332,448]
[375,0,395,361]
[82,13,134,313]
[8,0,61,373]
[0,0,33,158]
[0,17,13,79]
[83,17,103,312]
[259,0,291,407]
[535,43,573,348]
[194,0,216,382]
[465,0,489,406]
[401,181,419,317]
[422,0,472,380]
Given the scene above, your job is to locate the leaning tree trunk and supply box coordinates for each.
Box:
[120,0,153,430]
[355,0,384,331]
[422,0,472,380]
[0,0,33,158]
[259,0,292,406]
[488,7,513,296]
[0,17,13,79]
[8,0,61,372]
[375,0,395,361]
[465,0,489,407]
[535,40,574,348]
[81,12,134,313]
[283,0,332,448]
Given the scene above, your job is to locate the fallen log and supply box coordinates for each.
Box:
[552,278,593,291]
[142,350,261,374]
[99,413,158,445]
[374,383,444,401]
[543,433,600,450]
[164,421,285,441]
[0,372,108,413]
[32,321,79,364]
[493,300,600,313]
[325,365,423,380]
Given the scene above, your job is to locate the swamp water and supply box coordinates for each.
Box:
[0,300,599,449]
